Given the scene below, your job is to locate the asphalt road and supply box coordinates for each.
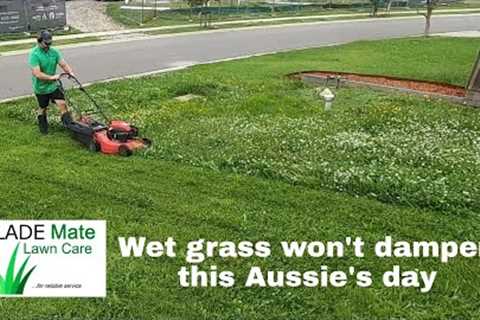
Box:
[1,14,480,100]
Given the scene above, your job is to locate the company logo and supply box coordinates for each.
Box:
[0,244,36,295]
[0,220,106,297]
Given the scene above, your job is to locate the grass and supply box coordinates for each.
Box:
[106,2,364,28]
[141,14,417,36]
[107,0,480,28]
[0,37,101,55]
[0,28,81,43]
[1,37,480,319]
[143,7,480,36]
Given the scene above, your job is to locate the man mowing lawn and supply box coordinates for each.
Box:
[28,30,75,135]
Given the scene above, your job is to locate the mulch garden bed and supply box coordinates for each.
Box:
[293,71,467,98]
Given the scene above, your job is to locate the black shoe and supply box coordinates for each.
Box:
[37,114,48,135]
[61,112,73,127]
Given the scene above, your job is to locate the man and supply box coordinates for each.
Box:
[28,30,75,134]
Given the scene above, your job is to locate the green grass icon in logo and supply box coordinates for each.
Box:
[0,243,36,295]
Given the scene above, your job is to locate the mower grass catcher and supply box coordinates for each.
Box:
[58,74,151,156]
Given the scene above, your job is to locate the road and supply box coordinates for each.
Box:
[1,14,480,100]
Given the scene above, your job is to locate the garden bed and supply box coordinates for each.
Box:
[292,70,471,105]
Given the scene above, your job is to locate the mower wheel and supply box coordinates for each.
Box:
[89,140,100,153]
[119,145,132,157]
[142,138,152,147]
[131,126,139,137]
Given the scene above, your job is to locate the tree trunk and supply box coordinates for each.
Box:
[386,0,392,15]
[371,1,378,17]
[424,5,433,37]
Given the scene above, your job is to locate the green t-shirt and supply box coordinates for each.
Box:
[28,46,62,95]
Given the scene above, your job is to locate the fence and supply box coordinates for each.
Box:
[118,0,462,26]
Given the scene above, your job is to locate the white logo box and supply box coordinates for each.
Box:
[0,220,106,297]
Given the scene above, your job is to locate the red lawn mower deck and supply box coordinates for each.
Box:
[58,74,151,156]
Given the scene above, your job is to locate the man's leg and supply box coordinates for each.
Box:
[54,99,68,114]
[37,108,49,134]
[52,89,73,126]
[54,99,73,127]
[35,94,50,135]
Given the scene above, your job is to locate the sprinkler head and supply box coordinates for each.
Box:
[317,87,336,111]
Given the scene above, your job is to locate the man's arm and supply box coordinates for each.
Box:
[59,59,74,77]
[29,52,58,81]
[32,66,59,81]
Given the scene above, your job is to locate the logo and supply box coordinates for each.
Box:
[0,220,106,297]
[0,244,36,295]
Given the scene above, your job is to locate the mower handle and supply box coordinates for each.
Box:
[56,73,110,123]
[58,73,84,89]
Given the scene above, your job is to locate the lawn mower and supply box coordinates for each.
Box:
[57,73,151,156]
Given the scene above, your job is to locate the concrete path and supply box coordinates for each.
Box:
[66,0,125,32]
[436,30,480,37]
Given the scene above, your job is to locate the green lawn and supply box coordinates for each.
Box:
[0,28,81,43]
[107,0,480,28]
[0,37,101,55]
[106,2,372,28]
[2,37,480,319]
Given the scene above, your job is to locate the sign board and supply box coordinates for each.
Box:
[0,220,106,297]
[0,0,27,33]
[467,51,480,107]
[26,0,66,32]
[0,0,66,34]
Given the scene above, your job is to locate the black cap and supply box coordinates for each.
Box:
[38,30,53,44]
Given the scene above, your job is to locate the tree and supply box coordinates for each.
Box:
[185,0,203,19]
[185,0,213,27]
[186,0,209,8]
[419,0,438,37]
[385,0,393,15]
[370,0,381,17]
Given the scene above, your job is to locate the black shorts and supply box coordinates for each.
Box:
[35,88,65,109]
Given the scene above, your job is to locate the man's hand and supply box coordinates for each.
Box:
[49,74,60,81]
[59,59,74,78]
